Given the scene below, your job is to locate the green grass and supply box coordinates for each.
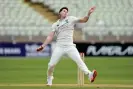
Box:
[0,57,133,89]
[0,57,133,84]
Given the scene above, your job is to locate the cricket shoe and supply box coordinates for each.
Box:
[89,70,97,83]
[46,76,54,86]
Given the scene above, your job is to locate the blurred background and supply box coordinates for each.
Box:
[0,0,133,43]
[0,0,133,57]
[0,0,133,88]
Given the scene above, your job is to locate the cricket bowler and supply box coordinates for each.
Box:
[36,6,97,86]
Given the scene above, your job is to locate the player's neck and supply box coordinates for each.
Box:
[60,16,66,21]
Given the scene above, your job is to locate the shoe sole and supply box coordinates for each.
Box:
[46,84,52,86]
[91,70,97,83]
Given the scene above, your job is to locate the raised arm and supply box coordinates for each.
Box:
[36,31,55,52]
[78,6,96,23]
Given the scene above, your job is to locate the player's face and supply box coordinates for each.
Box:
[59,9,68,18]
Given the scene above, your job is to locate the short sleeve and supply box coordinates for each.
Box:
[52,23,56,32]
[69,16,79,24]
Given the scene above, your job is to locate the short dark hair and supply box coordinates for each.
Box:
[59,7,68,13]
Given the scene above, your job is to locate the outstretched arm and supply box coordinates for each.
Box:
[78,6,96,23]
[36,31,55,52]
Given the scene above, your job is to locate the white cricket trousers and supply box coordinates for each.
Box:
[47,44,91,76]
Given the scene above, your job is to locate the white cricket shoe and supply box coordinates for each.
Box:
[46,76,54,86]
[89,70,97,83]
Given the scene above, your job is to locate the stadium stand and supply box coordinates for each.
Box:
[0,0,133,42]
[0,0,52,42]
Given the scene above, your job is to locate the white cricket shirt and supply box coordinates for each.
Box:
[52,16,79,45]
